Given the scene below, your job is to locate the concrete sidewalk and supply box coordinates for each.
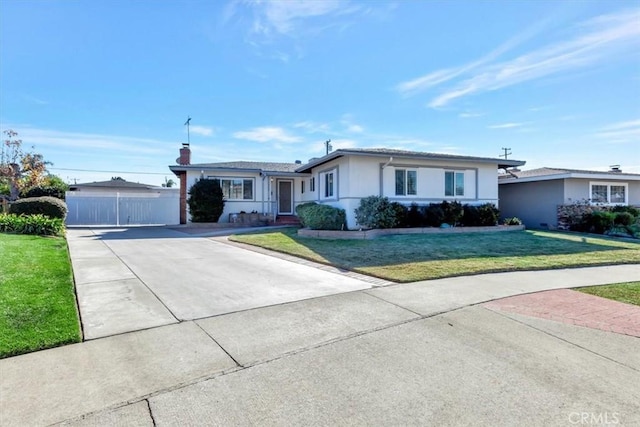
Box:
[1,262,639,426]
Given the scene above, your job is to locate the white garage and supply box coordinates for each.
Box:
[65,178,179,226]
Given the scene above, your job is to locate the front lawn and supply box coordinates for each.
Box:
[230,229,640,282]
[576,282,640,306]
[0,233,81,358]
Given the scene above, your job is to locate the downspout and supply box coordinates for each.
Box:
[380,157,393,196]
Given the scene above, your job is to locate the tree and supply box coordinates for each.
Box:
[1,129,50,201]
[162,177,176,188]
[21,174,70,200]
[187,178,225,222]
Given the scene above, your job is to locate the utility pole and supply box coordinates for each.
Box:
[184,116,192,144]
[325,139,332,155]
[500,147,512,159]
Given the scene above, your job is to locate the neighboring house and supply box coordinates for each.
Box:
[498,167,640,229]
[66,178,179,226]
[171,145,524,228]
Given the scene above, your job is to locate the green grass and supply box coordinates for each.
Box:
[0,233,81,358]
[230,228,640,282]
[576,282,640,306]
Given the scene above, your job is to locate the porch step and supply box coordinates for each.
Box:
[275,216,301,226]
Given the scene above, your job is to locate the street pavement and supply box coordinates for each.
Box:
[0,227,639,426]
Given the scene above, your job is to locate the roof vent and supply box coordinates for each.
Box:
[295,160,302,164]
[609,165,622,173]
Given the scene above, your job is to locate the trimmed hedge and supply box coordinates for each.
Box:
[21,186,67,200]
[0,213,65,236]
[297,203,346,230]
[10,196,68,220]
[295,202,319,227]
[354,196,400,229]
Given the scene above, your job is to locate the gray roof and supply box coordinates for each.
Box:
[171,161,301,174]
[70,178,159,190]
[499,167,640,183]
[296,148,525,172]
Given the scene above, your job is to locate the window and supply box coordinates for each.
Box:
[301,180,305,194]
[590,182,628,204]
[324,172,334,198]
[310,177,315,192]
[445,171,464,197]
[611,186,626,204]
[395,169,417,196]
[212,178,254,200]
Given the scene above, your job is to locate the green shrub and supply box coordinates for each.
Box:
[299,204,346,230]
[610,205,640,218]
[390,202,408,227]
[441,201,464,226]
[407,203,423,227]
[0,213,65,236]
[354,196,401,229]
[10,196,68,219]
[423,204,444,227]
[582,211,615,234]
[613,212,634,226]
[187,179,225,222]
[476,203,499,226]
[461,205,481,226]
[21,185,67,200]
[503,217,523,226]
[295,202,318,227]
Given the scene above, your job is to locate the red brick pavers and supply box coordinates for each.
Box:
[484,289,640,338]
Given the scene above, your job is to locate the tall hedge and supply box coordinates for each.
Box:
[297,203,346,230]
[10,196,68,220]
[187,179,225,222]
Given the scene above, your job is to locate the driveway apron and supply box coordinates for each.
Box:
[67,227,372,339]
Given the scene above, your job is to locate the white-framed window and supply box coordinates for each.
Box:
[445,171,464,197]
[395,169,417,196]
[310,177,315,192]
[320,169,336,199]
[209,177,254,200]
[301,180,305,194]
[590,182,628,205]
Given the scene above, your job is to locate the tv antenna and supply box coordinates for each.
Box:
[500,147,512,159]
[184,116,192,144]
[325,139,333,155]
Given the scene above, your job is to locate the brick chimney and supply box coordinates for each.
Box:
[177,143,191,165]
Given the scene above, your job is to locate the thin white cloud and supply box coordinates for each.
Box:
[233,126,301,143]
[189,125,215,136]
[397,12,556,97]
[488,123,525,129]
[397,9,640,108]
[594,119,640,142]
[249,0,354,37]
[10,127,173,156]
[459,112,484,118]
[293,121,331,133]
[340,114,365,133]
[600,119,640,131]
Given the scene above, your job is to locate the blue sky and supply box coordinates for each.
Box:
[1,0,639,186]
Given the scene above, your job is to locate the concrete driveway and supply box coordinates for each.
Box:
[67,227,374,339]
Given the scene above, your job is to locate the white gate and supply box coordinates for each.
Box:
[65,190,180,226]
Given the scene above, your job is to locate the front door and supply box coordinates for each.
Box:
[278,180,293,214]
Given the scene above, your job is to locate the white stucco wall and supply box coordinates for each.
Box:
[184,169,306,223]
[306,155,503,229]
